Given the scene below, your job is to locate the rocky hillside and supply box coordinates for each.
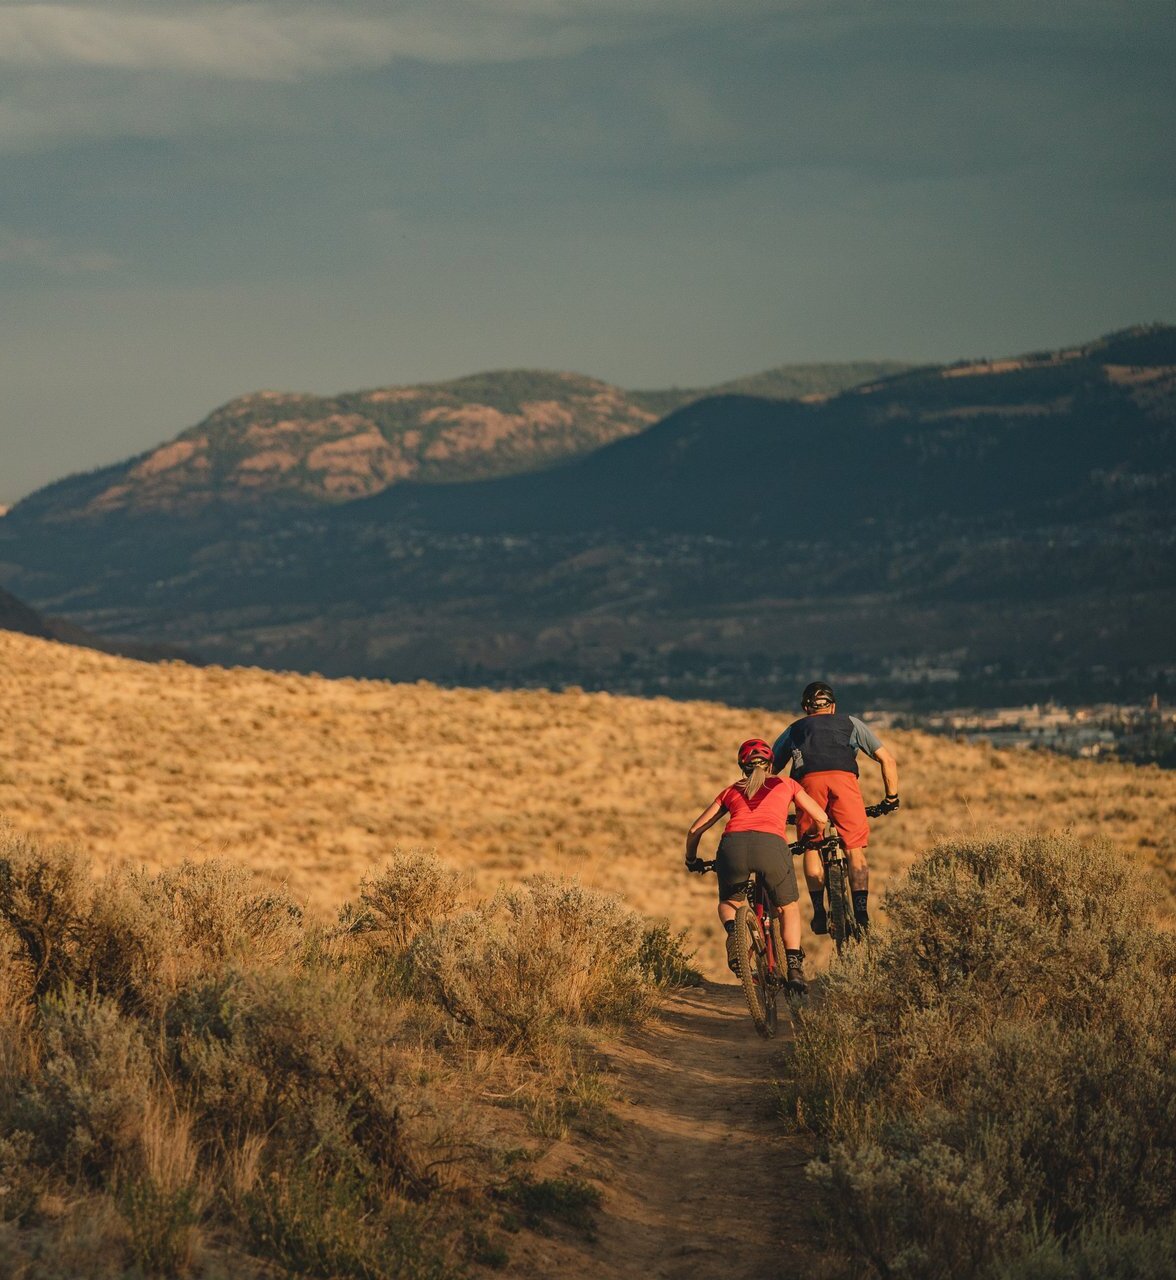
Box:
[2,326,1170,709]
[12,363,906,521]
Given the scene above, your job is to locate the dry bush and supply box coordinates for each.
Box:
[409,876,660,1049]
[18,988,155,1182]
[0,828,302,1018]
[0,834,450,1274]
[338,847,467,959]
[791,832,1176,1279]
[0,1193,132,1280]
[0,830,91,1000]
[167,964,435,1199]
[117,1098,205,1276]
[239,1161,449,1280]
[0,830,671,1275]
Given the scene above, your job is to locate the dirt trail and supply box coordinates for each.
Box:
[588,980,825,1280]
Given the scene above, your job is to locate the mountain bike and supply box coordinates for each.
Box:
[793,802,893,956]
[690,859,792,1039]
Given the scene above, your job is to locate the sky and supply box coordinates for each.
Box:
[1,0,1174,505]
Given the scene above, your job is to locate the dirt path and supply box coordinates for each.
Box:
[586,979,825,1280]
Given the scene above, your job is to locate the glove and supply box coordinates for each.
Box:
[878,794,900,815]
[684,857,704,874]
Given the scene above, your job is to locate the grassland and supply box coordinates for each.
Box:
[3,629,1176,1278]
[1,630,1172,978]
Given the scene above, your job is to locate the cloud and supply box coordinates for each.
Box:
[0,0,1166,84]
[0,225,120,272]
[0,1,804,79]
[0,3,612,79]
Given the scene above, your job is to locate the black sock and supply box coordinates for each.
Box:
[809,890,826,918]
[785,948,804,963]
[723,919,736,935]
[852,890,869,921]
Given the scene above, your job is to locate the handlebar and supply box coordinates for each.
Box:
[791,800,896,854]
[688,801,897,869]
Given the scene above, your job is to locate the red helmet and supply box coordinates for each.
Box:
[737,738,773,769]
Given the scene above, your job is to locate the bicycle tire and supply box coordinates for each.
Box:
[761,917,779,1035]
[827,862,852,957]
[734,905,776,1038]
[769,914,786,981]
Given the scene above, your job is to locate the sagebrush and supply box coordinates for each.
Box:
[0,831,693,1276]
[790,832,1176,1280]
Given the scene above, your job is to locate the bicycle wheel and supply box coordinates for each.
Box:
[734,905,777,1038]
[826,862,852,957]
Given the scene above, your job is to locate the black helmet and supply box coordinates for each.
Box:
[802,681,835,712]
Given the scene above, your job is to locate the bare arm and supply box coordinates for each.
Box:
[794,789,829,828]
[684,800,725,863]
[875,745,899,797]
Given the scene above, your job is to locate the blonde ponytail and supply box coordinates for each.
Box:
[742,760,770,798]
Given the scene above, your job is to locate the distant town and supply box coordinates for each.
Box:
[874,697,1176,769]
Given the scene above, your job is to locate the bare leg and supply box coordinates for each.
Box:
[777,902,801,950]
[846,847,869,892]
[803,846,824,894]
[718,899,739,925]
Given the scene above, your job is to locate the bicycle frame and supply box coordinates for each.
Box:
[746,870,782,979]
[792,803,892,953]
[693,859,788,1038]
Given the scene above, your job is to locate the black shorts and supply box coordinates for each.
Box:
[716,830,799,908]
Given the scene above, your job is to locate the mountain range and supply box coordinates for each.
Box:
[17,361,906,521]
[1,328,1171,709]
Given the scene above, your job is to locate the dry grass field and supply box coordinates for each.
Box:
[2,630,1173,976]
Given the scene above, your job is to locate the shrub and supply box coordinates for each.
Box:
[0,833,687,1275]
[0,829,302,1016]
[792,833,1176,1279]
[636,920,702,988]
[168,965,434,1197]
[409,876,653,1049]
[0,833,91,1000]
[19,988,155,1182]
[117,1098,204,1277]
[495,1173,601,1238]
[345,848,464,953]
[241,1163,449,1280]
[83,861,302,1013]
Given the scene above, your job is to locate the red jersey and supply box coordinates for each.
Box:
[715,775,804,840]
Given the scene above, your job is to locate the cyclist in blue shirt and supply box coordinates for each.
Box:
[772,681,899,934]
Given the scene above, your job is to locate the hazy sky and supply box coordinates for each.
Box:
[2,0,1174,504]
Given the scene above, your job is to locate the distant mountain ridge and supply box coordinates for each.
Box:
[2,324,1172,709]
[0,586,54,639]
[0,584,189,662]
[13,361,908,521]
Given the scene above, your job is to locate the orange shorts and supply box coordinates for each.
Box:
[794,771,870,850]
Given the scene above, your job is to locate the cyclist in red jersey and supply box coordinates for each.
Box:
[771,681,899,935]
[685,737,829,992]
